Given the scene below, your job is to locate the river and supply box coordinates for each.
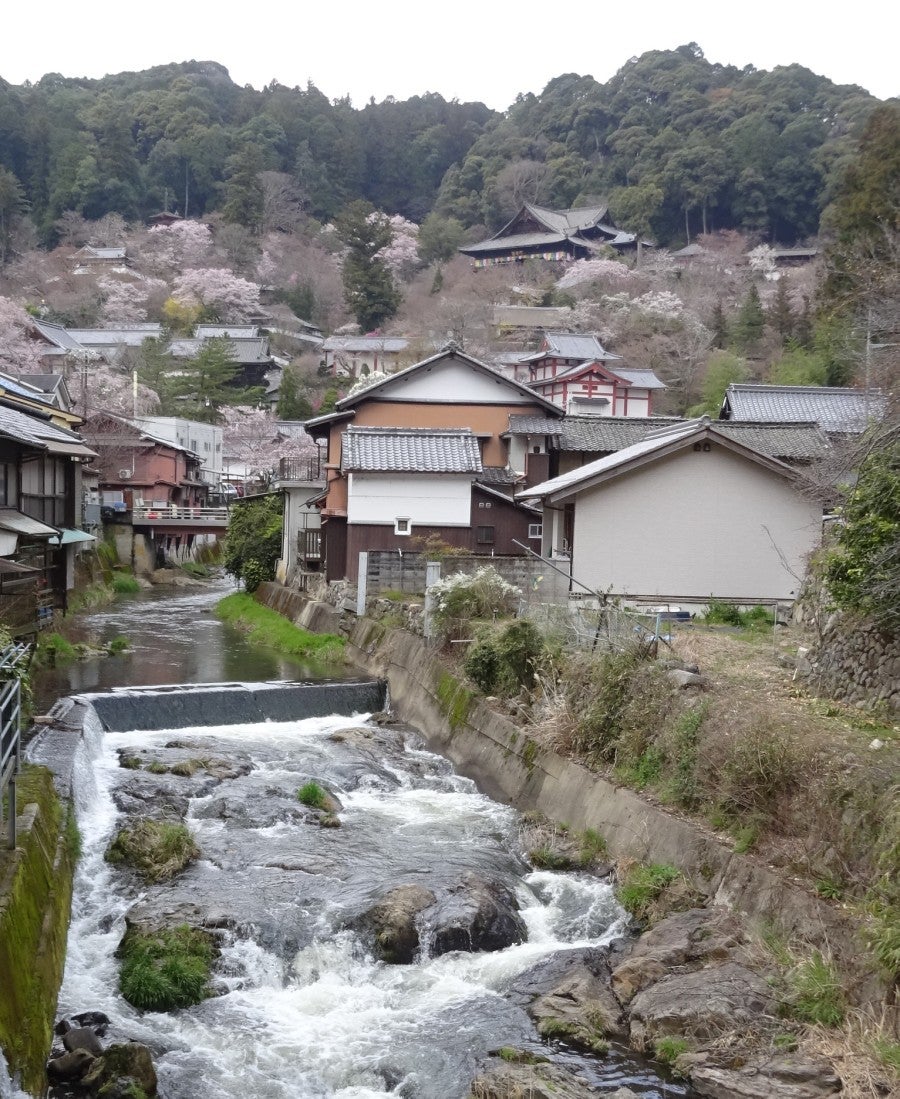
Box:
[28,578,693,1098]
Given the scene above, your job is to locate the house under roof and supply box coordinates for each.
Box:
[69,324,163,348]
[341,427,482,474]
[195,324,260,339]
[721,384,886,434]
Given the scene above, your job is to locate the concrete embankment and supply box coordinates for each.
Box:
[255,583,878,996]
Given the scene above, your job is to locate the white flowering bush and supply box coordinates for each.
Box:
[430,566,521,640]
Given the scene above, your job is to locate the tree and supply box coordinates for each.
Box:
[221,144,264,233]
[710,299,728,349]
[691,350,749,415]
[276,366,313,421]
[417,212,465,265]
[169,337,245,422]
[171,268,262,322]
[826,430,900,635]
[767,279,795,347]
[222,493,283,591]
[731,285,765,354]
[334,200,401,331]
[0,167,27,266]
[0,296,47,372]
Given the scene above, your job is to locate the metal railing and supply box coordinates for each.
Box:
[0,642,32,849]
[298,529,322,562]
[278,456,323,482]
[132,505,230,523]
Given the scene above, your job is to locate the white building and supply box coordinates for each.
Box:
[133,416,223,485]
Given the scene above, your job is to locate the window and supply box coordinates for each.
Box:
[528,523,543,539]
[477,501,492,509]
[476,526,495,544]
[395,517,411,535]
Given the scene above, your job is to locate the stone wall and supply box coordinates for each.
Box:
[795,610,900,714]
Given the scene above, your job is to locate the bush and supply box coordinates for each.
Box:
[785,952,846,1026]
[464,619,545,696]
[430,566,520,640]
[222,495,283,591]
[112,572,140,594]
[118,924,215,1012]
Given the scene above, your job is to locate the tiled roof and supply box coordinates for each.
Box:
[195,325,259,338]
[508,415,830,461]
[477,465,523,485]
[322,336,409,352]
[493,305,572,328]
[531,333,613,360]
[723,384,886,433]
[32,320,84,352]
[69,325,163,347]
[461,231,568,254]
[612,367,667,390]
[526,204,610,233]
[0,402,94,456]
[169,337,272,364]
[75,246,127,260]
[341,428,482,474]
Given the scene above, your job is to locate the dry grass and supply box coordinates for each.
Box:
[802,1008,900,1099]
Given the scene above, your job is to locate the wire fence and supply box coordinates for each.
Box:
[519,599,674,654]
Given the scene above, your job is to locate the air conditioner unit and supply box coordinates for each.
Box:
[118,469,132,479]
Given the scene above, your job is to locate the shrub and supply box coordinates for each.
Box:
[222,494,283,591]
[618,863,682,923]
[464,619,545,696]
[105,819,199,883]
[118,924,215,1012]
[430,566,520,640]
[654,1036,689,1067]
[718,724,800,816]
[107,635,130,654]
[112,573,140,594]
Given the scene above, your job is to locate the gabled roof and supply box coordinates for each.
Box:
[0,402,95,457]
[525,332,619,362]
[721,384,886,433]
[168,337,272,364]
[522,204,612,234]
[519,418,804,504]
[73,246,127,260]
[341,427,482,474]
[31,320,84,353]
[528,361,665,391]
[334,345,563,416]
[195,324,259,339]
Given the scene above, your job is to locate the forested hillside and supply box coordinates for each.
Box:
[0,45,885,247]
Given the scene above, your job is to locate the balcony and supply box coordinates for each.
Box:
[131,505,230,529]
[276,456,323,484]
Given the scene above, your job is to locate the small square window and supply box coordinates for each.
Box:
[395,517,411,535]
[476,525,495,544]
[528,523,543,539]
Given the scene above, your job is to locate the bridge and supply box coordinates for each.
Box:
[131,505,230,535]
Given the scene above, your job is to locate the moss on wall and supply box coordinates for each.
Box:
[435,670,473,732]
[0,765,76,1096]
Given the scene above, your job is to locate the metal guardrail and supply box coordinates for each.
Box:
[0,642,32,849]
[278,456,323,482]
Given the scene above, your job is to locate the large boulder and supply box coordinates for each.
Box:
[528,961,627,1046]
[628,962,776,1048]
[62,1026,104,1056]
[687,1052,842,1098]
[80,1042,158,1097]
[612,907,754,1003]
[354,884,436,964]
[426,873,526,957]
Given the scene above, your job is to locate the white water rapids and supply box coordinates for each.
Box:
[50,705,688,1099]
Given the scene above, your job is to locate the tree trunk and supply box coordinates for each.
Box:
[702,199,708,236]
[684,206,690,243]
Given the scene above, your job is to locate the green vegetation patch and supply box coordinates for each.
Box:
[117,924,216,1012]
[297,781,330,810]
[783,951,846,1027]
[618,862,695,925]
[435,670,473,732]
[105,819,199,883]
[215,593,345,661]
[0,765,77,1094]
[112,572,141,594]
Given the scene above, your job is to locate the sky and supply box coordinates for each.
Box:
[3,0,898,108]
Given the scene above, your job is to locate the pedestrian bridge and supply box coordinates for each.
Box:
[131,505,230,532]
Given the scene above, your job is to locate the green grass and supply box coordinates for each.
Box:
[215,593,345,661]
[784,952,846,1027]
[435,670,473,732]
[618,863,682,923]
[107,635,131,654]
[578,828,608,866]
[874,1038,900,1073]
[112,572,141,594]
[297,781,330,810]
[654,1036,689,1066]
[117,924,215,1012]
[105,819,200,883]
[35,632,77,665]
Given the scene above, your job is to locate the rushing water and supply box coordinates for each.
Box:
[56,707,692,1099]
[25,579,693,1097]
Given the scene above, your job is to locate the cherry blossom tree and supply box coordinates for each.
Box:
[221,405,316,485]
[171,268,261,322]
[556,257,638,291]
[97,275,168,324]
[0,296,48,372]
[69,352,160,418]
[144,220,215,275]
[376,215,421,281]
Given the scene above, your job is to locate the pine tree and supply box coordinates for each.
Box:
[768,279,794,347]
[731,285,765,354]
[335,200,401,331]
[710,299,728,349]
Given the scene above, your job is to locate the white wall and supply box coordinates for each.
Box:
[571,445,821,601]
[347,473,472,527]
[379,360,535,404]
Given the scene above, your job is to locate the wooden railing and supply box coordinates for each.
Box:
[0,642,31,848]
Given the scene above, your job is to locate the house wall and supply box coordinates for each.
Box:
[377,361,539,409]
[570,444,821,601]
[347,473,472,527]
[471,488,541,555]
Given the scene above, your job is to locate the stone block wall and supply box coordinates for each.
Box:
[796,611,900,714]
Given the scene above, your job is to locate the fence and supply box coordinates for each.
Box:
[520,599,673,654]
[0,642,31,848]
[362,550,570,602]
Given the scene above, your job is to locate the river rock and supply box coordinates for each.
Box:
[470,1056,599,1099]
[354,884,436,963]
[525,954,627,1042]
[425,873,527,957]
[686,1051,842,1097]
[611,907,753,1003]
[628,961,776,1048]
[80,1041,158,1097]
[62,1026,104,1055]
[47,1048,95,1082]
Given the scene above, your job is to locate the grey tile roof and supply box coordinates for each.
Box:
[69,325,163,347]
[531,333,613,360]
[322,336,409,353]
[195,325,260,338]
[508,415,829,461]
[527,204,610,233]
[723,384,886,433]
[0,401,92,455]
[477,465,523,485]
[493,305,572,328]
[74,246,127,260]
[32,320,84,352]
[168,337,272,364]
[611,367,667,390]
[461,231,568,255]
[341,428,482,474]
